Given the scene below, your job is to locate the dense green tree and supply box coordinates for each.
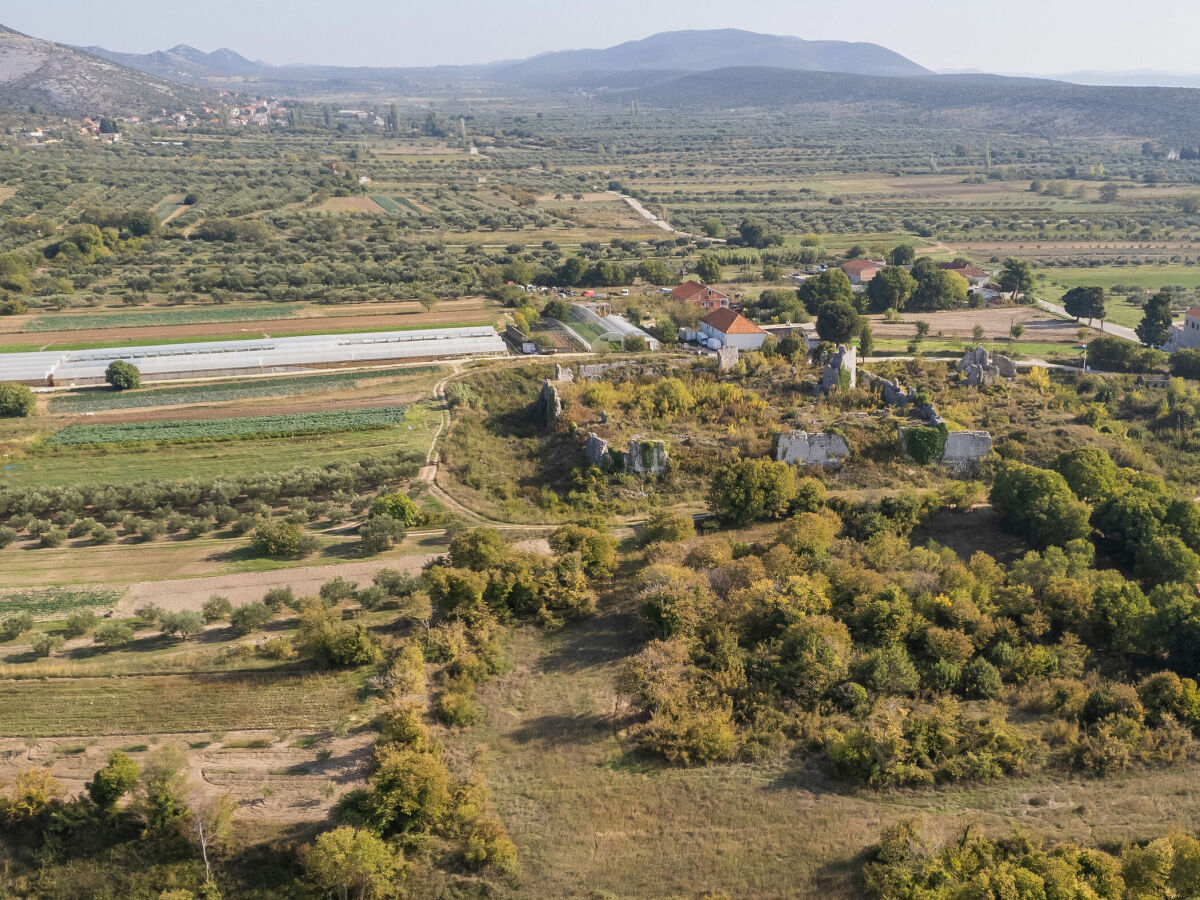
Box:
[798,268,853,314]
[889,244,916,266]
[701,217,726,239]
[998,257,1035,299]
[371,492,421,526]
[1053,447,1122,502]
[816,300,863,344]
[1137,290,1175,346]
[990,462,1092,548]
[865,266,917,313]
[87,751,140,809]
[104,361,141,391]
[0,382,34,418]
[695,255,722,283]
[305,826,402,900]
[709,457,797,525]
[1062,286,1106,323]
[908,259,968,311]
[1170,348,1200,379]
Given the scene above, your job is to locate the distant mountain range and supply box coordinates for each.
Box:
[0,26,214,116]
[79,28,931,89]
[6,22,1200,142]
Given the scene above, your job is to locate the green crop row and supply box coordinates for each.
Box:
[48,366,437,413]
[46,405,407,447]
[371,195,403,214]
[22,303,304,333]
[0,589,120,618]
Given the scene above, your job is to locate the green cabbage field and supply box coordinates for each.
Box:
[47,406,407,446]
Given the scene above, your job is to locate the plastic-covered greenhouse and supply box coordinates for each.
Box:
[3,326,506,386]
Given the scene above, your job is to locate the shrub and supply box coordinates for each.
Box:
[63,610,98,637]
[230,602,274,635]
[160,610,205,639]
[708,457,797,525]
[360,515,406,555]
[371,492,421,526]
[250,521,316,558]
[86,751,140,809]
[30,633,64,657]
[1,613,34,641]
[94,622,135,647]
[0,526,16,548]
[262,586,294,611]
[961,658,1003,699]
[642,509,696,544]
[435,689,482,727]
[0,382,35,418]
[104,361,141,390]
[320,577,358,605]
[202,595,232,622]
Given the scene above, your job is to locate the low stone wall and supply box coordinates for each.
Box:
[774,430,851,467]
[942,431,993,473]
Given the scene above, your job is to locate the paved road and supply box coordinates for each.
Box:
[608,191,725,242]
[1036,299,1141,343]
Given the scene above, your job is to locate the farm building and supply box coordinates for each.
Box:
[0,326,506,386]
[1166,308,1200,352]
[670,281,730,310]
[700,308,768,350]
[841,259,885,285]
[937,261,991,286]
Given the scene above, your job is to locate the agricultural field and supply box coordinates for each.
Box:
[47,365,437,413]
[7,87,1200,899]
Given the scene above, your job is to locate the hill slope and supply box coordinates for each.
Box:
[492,29,931,82]
[0,26,213,115]
[599,66,1200,139]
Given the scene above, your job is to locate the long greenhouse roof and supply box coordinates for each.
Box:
[1,326,506,383]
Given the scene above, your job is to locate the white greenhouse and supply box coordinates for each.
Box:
[2,326,507,386]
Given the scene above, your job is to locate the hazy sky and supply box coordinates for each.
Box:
[1,0,1196,74]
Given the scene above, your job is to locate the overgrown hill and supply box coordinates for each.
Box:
[0,26,215,116]
[597,66,1200,140]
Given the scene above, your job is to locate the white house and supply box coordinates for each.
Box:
[700,308,768,351]
[1166,308,1200,352]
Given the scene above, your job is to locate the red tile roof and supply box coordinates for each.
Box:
[938,262,989,278]
[1187,307,1200,319]
[671,281,727,301]
[702,308,766,335]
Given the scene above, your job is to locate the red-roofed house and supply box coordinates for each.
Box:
[671,281,730,311]
[938,261,991,286]
[700,307,768,350]
[841,259,885,285]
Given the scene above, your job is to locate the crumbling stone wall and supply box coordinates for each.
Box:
[532,379,561,426]
[626,438,668,474]
[819,345,857,394]
[774,430,851,467]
